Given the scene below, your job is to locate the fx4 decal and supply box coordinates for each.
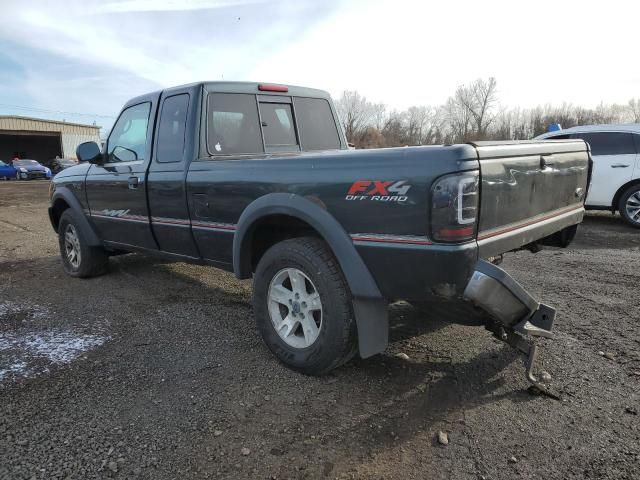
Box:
[345,180,411,202]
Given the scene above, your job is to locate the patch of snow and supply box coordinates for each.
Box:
[0,360,28,381]
[0,331,108,381]
[0,301,109,382]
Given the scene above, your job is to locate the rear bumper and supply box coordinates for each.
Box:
[463,259,555,335]
[464,259,559,396]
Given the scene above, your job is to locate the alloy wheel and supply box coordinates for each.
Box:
[267,268,323,349]
[625,191,640,224]
[64,224,82,269]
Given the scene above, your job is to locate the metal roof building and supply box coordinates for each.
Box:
[0,115,101,163]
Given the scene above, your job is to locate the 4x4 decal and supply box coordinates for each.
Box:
[98,209,131,218]
[345,180,411,202]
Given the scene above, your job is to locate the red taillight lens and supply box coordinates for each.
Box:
[258,84,289,92]
[431,171,479,243]
[437,226,475,238]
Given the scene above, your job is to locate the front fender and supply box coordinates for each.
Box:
[234,193,388,358]
[50,187,102,246]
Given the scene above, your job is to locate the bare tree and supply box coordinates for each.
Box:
[335,80,638,149]
[371,103,388,131]
[381,110,406,147]
[628,99,640,123]
[455,77,499,139]
[443,94,472,143]
[334,90,375,142]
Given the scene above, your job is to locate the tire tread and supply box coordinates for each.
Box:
[253,236,357,375]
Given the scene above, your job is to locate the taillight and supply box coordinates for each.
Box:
[431,171,479,242]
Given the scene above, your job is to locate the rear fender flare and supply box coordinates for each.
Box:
[50,187,102,246]
[233,193,388,358]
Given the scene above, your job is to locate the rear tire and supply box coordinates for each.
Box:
[618,184,640,228]
[58,209,109,278]
[253,237,357,375]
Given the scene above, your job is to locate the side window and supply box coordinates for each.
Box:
[207,93,263,155]
[294,98,341,150]
[573,132,635,156]
[157,94,189,163]
[546,134,570,140]
[258,102,298,151]
[107,102,151,163]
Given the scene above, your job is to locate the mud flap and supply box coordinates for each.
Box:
[463,260,560,399]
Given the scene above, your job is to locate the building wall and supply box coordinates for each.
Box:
[0,116,101,159]
[61,133,101,158]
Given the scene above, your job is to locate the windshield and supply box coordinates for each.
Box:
[14,160,39,166]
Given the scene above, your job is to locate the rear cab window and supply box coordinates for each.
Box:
[294,97,341,151]
[205,90,341,157]
[207,93,264,155]
[258,98,299,152]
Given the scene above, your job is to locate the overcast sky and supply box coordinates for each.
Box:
[1,0,638,129]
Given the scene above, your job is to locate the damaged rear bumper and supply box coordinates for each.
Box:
[464,259,558,397]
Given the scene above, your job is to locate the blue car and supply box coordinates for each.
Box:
[13,159,52,180]
[0,160,17,180]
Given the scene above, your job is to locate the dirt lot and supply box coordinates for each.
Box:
[0,181,638,480]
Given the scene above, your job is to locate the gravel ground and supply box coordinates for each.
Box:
[0,181,638,480]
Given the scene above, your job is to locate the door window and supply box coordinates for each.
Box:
[157,94,189,163]
[107,103,151,163]
[207,93,263,155]
[572,132,635,156]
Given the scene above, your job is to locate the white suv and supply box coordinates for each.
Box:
[537,124,640,228]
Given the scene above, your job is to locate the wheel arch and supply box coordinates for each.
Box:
[612,178,640,212]
[49,187,102,246]
[233,193,388,358]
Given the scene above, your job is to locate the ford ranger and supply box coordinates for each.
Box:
[48,82,590,393]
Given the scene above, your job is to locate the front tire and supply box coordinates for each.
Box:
[618,184,640,228]
[58,209,109,278]
[253,237,357,375]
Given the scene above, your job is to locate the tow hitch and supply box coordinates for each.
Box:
[464,260,560,399]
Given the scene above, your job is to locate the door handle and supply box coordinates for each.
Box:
[128,176,139,189]
[611,164,630,168]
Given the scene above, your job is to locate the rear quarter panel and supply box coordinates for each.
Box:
[188,146,478,229]
[186,145,478,263]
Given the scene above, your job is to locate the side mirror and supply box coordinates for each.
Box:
[76,142,102,164]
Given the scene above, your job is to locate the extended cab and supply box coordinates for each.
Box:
[49,82,590,390]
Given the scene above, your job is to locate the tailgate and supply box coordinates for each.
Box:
[472,140,590,257]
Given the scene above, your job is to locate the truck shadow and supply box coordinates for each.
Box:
[104,253,534,435]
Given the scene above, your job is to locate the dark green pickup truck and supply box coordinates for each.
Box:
[48,81,590,391]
